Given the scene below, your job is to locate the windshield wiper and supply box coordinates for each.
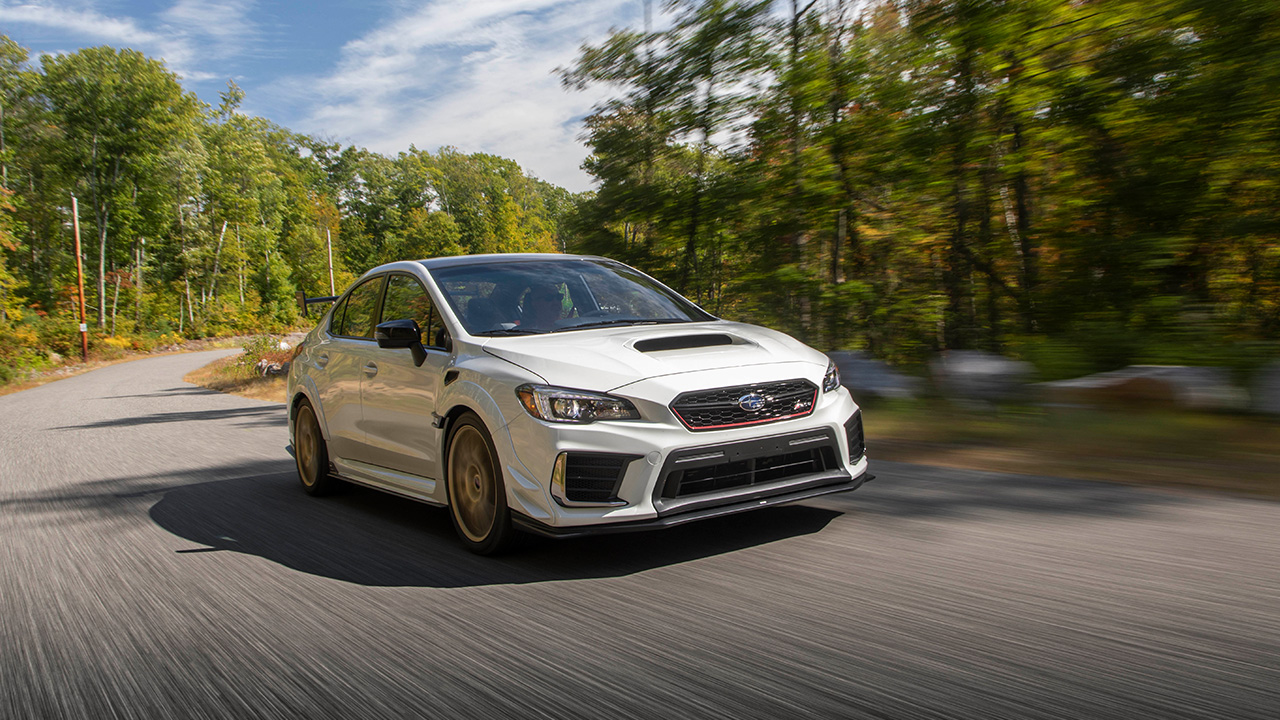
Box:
[474,328,542,336]
[551,318,689,333]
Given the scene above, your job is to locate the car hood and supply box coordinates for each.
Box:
[480,321,829,393]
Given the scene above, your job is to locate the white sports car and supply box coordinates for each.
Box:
[287,254,869,554]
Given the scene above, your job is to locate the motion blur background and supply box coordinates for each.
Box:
[0,4,1278,717]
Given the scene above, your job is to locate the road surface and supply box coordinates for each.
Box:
[1,351,1277,719]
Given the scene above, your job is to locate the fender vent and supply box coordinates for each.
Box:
[634,334,734,353]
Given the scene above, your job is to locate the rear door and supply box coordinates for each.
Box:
[317,274,385,462]
[360,272,452,481]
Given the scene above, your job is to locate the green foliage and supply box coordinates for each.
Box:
[239,334,290,368]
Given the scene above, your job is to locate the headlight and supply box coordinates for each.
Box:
[516,384,640,423]
[823,360,841,393]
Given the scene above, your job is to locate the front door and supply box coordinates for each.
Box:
[360,273,451,481]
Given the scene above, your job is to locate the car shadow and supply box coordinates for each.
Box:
[7,457,1189,589]
[53,405,286,431]
[142,468,843,588]
[97,386,225,400]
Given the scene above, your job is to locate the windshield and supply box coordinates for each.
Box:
[427,258,714,336]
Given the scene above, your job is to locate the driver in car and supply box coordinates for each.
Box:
[521,283,566,330]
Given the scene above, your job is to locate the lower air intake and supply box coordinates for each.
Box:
[844,410,865,462]
[564,453,637,503]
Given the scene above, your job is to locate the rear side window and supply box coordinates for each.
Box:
[327,296,349,336]
[337,276,384,338]
[381,274,448,349]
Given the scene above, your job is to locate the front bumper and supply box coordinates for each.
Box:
[496,383,867,530]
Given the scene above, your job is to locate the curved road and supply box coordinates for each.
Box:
[1,351,1277,719]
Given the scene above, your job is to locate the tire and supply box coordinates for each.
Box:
[294,400,341,496]
[446,412,516,555]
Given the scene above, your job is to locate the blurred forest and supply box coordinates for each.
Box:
[0,39,572,380]
[1,0,1278,386]
[562,0,1280,379]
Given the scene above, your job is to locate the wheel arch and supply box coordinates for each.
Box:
[435,378,510,481]
[288,377,330,442]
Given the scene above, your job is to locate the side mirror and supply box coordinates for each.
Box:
[375,319,427,367]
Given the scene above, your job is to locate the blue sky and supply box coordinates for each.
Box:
[0,0,646,192]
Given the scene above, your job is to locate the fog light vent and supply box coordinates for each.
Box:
[844,410,865,462]
[557,452,640,505]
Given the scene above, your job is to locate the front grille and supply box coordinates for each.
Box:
[670,379,818,431]
[658,429,842,500]
[844,410,865,461]
[564,453,636,503]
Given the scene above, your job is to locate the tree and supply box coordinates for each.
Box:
[41,47,200,328]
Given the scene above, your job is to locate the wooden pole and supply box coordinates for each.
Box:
[326,227,335,294]
[71,195,88,362]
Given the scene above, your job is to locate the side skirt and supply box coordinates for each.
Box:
[331,457,448,507]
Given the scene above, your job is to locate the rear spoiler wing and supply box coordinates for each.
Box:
[296,291,338,318]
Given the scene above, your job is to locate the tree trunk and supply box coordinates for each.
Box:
[944,43,977,350]
[681,74,714,300]
[1011,120,1037,332]
[110,269,120,336]
[134,240,143,325]
[0,100,7,189]
[178,203,193,327]
[210,220,228,299]
[97,217,107,329]
[238,226,245,305]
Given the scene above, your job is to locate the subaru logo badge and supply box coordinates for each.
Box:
[738,393,767,412]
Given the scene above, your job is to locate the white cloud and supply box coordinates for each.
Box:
[0,2,168,49]
[0,1,260,81]
[158,0,260,60]
[275,0,639,192]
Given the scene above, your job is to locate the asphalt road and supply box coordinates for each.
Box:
[1,350,1277,719]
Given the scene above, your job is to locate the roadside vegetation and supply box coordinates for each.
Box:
[865,400,1280,499]
[183,335,292,403]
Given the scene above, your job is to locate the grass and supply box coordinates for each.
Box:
[183,353,289,403]
[865,399,1280,499]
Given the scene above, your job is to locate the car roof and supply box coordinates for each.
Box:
[416,253,610,270]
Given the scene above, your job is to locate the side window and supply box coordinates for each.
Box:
[339,277,384,339]
[327,295,349,336]
[381,274,448,349]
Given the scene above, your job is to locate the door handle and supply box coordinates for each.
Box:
[315,353,329,369]
[363,362,379,377]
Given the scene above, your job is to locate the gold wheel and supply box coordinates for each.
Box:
[448,423,498,543]
[294,400,338,495]
[296,405,321,487]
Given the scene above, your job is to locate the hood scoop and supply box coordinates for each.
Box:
[634,334,735,353]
